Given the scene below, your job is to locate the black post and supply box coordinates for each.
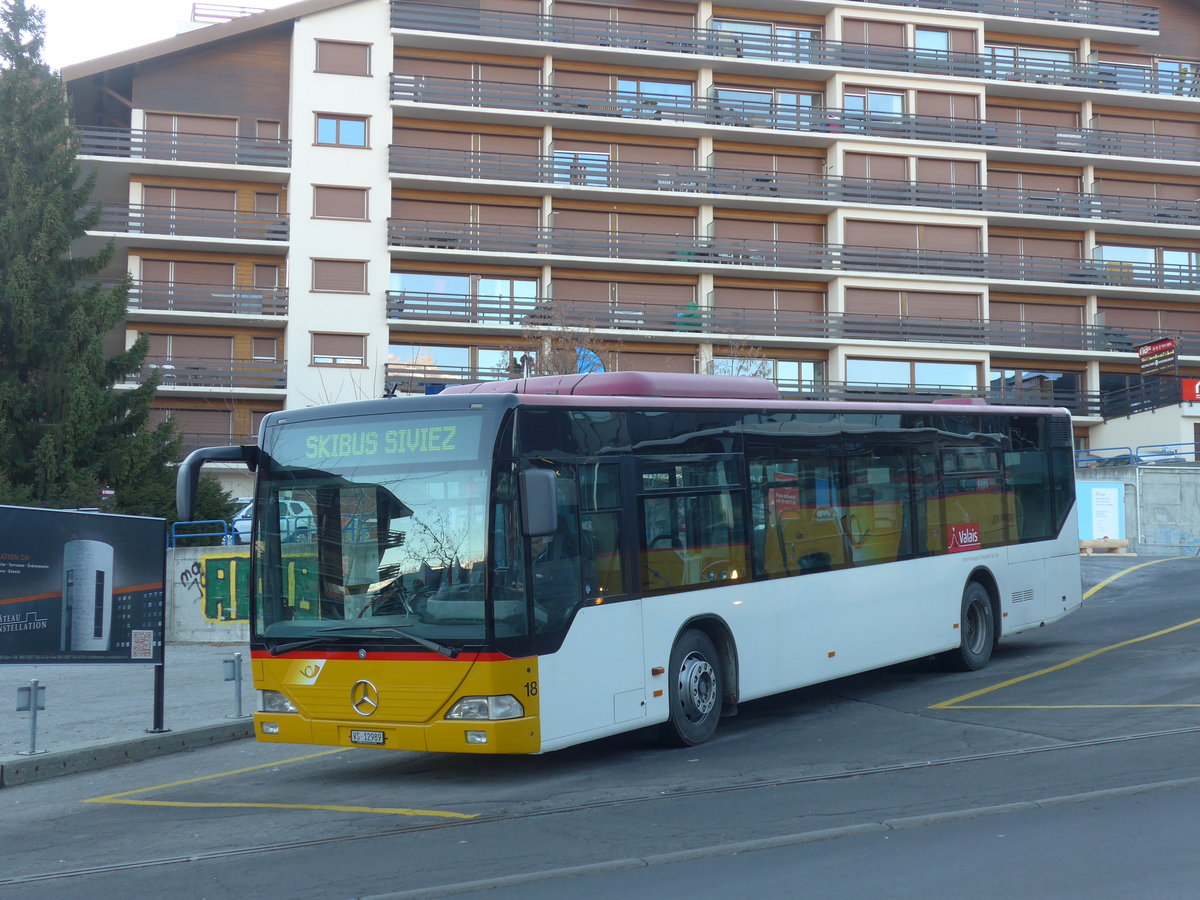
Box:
[147,660,170,734]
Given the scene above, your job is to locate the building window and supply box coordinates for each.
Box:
[312,259,368,293]
[712,357,824,391]
[256,119,281,140]
[315,40,371,76]
[990,368,1080,403]
[616,78,692,117]
[313,185,369,220]
[315,113,368,147]
[712,20,819,62]
[914,28,950,56]
[252,337,278,360]
[551,151,610,186]
[847,358,978,388]
[312,333,366,366]
[844,88,905,118]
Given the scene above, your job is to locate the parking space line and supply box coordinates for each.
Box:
[931,557,1199,711]
[84,749,478,820]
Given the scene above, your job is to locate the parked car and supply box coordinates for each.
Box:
[230,499,315,544]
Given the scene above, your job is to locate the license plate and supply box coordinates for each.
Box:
[350,729,386,745]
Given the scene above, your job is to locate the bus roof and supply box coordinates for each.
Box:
[440,373,1068,418]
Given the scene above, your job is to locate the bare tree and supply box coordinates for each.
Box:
[501,300,622,377]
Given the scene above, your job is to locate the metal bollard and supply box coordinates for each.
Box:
[223,652,249,719]
[16,679,48,755]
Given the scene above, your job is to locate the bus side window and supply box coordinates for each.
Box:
[580,461,624,599]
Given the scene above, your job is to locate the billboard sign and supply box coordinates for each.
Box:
[0,506,165,664]
[1135,337,1178,376]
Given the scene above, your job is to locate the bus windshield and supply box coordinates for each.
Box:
[251,411,495,649]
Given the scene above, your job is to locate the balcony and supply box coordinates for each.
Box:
[389,77,1200,162]
[380,362,1107,417]
[94,204,289,241]
[808,381,1103,417]
[390,146,1200,227]
[128,357,287,390]
[391,0,1157,37]
[390,4,1176,93]
[386,290,1197,356]
[387,221,1200,292]
[118,280,289,316]
[76,126,290,168]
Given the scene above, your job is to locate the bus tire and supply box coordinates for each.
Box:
[946,581,995,672]
[663,629,723,746]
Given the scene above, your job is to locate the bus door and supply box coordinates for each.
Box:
[530,460,648,742]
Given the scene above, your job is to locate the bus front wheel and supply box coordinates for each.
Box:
[945,581,995,671]
[664,629,723,746]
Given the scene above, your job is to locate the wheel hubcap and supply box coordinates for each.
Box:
[677,652,716,724]
[966,600,986,653]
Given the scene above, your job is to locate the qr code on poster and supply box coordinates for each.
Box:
[130,630,155,660]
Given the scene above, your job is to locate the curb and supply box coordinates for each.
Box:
[0,720,255,788]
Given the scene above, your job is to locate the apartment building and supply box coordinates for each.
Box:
[63,0,1200,460]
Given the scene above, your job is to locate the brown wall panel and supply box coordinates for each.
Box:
[134,30,291,136]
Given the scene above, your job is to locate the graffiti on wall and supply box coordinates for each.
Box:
[178,551,319,623]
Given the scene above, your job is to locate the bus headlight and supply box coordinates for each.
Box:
[445,695,524,720]
[261,690,297,713]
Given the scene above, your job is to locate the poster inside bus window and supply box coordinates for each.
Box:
[0,506,165,664]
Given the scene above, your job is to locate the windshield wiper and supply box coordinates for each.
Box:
[267,624,460,658]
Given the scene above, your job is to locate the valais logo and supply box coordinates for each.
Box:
[947,523,982,553]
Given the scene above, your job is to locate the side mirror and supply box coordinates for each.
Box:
[177,445,258,520]
[520,469,558,536]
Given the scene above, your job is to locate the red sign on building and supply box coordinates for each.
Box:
[1182,378,1200,403]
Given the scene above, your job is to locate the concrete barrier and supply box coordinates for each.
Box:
[167,545,251,643]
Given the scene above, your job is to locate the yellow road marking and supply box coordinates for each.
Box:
[92,799,477,818]
[931,557,1200,710]
[85,749,477,820]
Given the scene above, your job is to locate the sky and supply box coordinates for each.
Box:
[38,0,296,71]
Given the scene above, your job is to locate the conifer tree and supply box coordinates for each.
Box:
[0,0,180,514]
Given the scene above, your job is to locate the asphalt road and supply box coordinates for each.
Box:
[2,556,1198,899]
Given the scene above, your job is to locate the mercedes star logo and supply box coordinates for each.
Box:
[350,680,380,717]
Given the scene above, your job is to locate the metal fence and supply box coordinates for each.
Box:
[389,76,1200,163]
[392,0,1158,34]
[390,145,1200,227]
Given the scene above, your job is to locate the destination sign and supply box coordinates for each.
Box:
[267,413,485,470]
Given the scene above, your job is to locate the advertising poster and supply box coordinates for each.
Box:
[0,506,166,664]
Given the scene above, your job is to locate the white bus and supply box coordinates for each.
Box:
[178,372,1081,753]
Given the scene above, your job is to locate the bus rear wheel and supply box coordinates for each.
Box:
[663,629,723,746]
[944,581,995,671]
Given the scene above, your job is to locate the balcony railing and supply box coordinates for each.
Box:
[119,280,289,316]
[390,146,1200,227]
[76,126,291,167]
[391,0,1158,35]
[94,203,289,241]
[128,356,287,390]
[385,290,1196,356]
[381,363,1108,416]
[390,77,1198,162]
[387,221,1200,291]
[391,3,1169,87]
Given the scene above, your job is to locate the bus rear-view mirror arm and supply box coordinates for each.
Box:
[177,445,259,521]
